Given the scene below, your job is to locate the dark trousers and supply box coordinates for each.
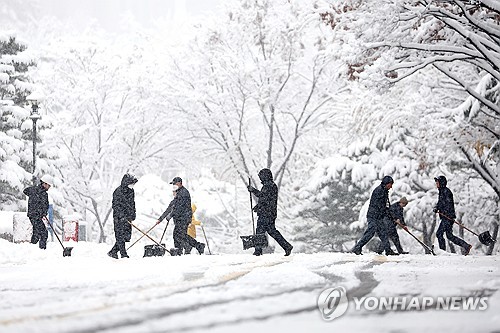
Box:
[378,223,404,253]
[30,217,48,249]
[110,218,131,256]
[436,218,469,250]
[353,218,390,253]
[254,216,291,254]
[173,221,198,254]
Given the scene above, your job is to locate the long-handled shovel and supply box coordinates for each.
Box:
[394,219,436,255]
[128,221,172,256]
[44,217,73,257]
[240,177,268,250]
[437,212,496,246]
[127,223,159,251]
[200,224,212,255]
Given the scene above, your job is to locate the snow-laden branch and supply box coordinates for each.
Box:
[434,63,500,116]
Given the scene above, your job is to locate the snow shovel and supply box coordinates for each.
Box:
[44,217,73,257]
[240,177,268,250]
[438,212,496,246]
[127,221,172,256]
[393,219,436,255]
[143,219,170,257]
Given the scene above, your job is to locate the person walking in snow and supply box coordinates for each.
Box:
[378,197,409,255]
[157,177,205,256]
[108,173,138,259]
[247,168,293,256]
[433,175,472,255]
[23,175,52,250]
[351,176,398,256]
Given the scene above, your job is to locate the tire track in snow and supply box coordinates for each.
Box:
[0,259,289,331]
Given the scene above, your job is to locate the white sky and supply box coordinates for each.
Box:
[37,0,224,32]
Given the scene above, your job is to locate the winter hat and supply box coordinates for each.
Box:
[399,197,408,205]
[170,177,182,184]
[40,175,53,186]
[381,175,394,185]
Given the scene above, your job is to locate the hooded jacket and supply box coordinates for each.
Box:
[112,174,137,221]
[23,182,49,219]
[366,177,393,220]
[251,169,278,219]
[436,176,456,219]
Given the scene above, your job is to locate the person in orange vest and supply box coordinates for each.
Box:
[185,203,201,254]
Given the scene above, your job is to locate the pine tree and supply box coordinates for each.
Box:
[0,34,34,210]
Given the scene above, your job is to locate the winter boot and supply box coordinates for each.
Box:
[107,251,118,259]
[284,245,293,256]
[464,244,472,256]
[385,249,399,256]
[196,243,205,255]
[351,247,362,255]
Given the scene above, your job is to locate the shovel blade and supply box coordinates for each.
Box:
[63,247,73,257]
[479,231,496,246]
[143,244,166,257]
[240,234,268,250]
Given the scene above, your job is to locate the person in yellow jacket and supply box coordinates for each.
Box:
[185,203,201,254]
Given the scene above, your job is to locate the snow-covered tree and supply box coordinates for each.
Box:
[294,0,499,253]
[169,0,345,189]
[0,32,59,211]
[35,32,176,242]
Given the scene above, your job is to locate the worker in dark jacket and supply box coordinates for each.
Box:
[352,176,398,255]
[23,175,52,249]
[434,175,472,255]
[157,177,205,256]
[108,173,138,259]
[247,168,293,256]
[378,197,409,254]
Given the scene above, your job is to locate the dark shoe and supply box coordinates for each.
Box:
[107,251,118,259]
[253,249,262,256]
[385,249,399,256]
[399,251,409,255]
[351,247,362,255]
[284,245,293,256]
[196,243,205,255]
[464,244,472,256]
[121,253,130,258]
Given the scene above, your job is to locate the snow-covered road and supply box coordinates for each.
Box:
[0,240,499,333]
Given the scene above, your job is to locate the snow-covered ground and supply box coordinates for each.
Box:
[1,239,499,333]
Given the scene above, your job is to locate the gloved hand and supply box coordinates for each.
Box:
[433,207,438,213]
[248,185,258,193]
[252,204,259,212]
[166,214,172,221]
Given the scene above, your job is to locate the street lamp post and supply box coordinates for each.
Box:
[27,94,42,185]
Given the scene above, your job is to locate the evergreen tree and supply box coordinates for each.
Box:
[0,34,34,210]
